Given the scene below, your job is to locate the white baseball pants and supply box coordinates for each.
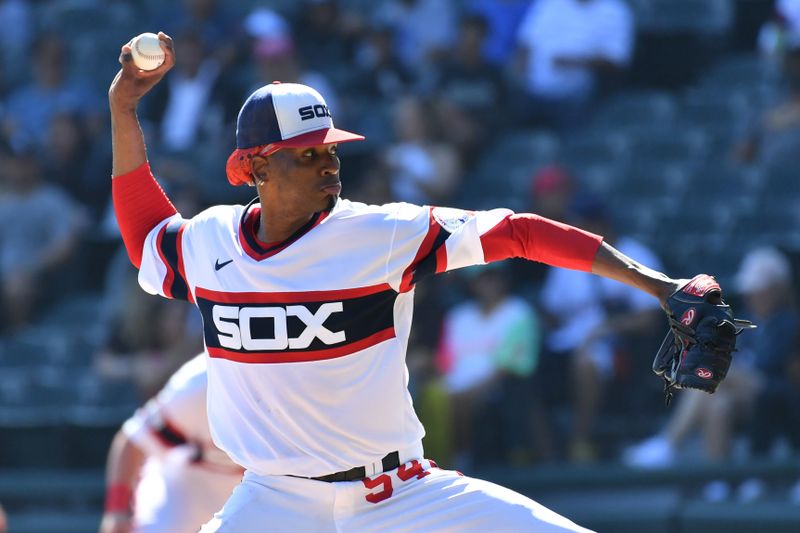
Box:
[199,459,594,532]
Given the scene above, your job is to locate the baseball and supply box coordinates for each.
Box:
[130,32,165,71]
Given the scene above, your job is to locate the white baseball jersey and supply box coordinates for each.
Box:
[137,199,510,477]
[123,354,243,533]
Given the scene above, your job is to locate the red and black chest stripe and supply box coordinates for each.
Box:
[196,284,397,363]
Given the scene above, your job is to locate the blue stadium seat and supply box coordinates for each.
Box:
[459,129,561,210]
[561,130,632,168]
[0,370,74,467]
[700,53,775,88]
[629,127,708,166]
[591,91,677,131]
[495,129,561,163]
[638,0,733,34]
[566,162,622,197]
[66,374,139,427]
[685,163,760,203]
[760,130,800,169]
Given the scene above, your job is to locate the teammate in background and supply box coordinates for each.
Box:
[99,354,242,533]
[109,33,723,532]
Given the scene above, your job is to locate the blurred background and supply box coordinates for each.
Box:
[1,0,800,531]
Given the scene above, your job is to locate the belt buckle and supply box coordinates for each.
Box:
[312,450,400,482]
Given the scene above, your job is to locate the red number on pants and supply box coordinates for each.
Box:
[396,460,430,481]
[362,474,393,504]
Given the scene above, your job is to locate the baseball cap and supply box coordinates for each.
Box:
[226,82,365,186]
[734,246,792,294]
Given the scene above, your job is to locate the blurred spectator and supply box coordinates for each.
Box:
[153,0,240,69]
[405,277,450,465]
[437,264,540,468]
[466,0,532,66]
[2,32,100,150]
[351,24,414,100]
[740,248,800,459]
[44,112,110,221]
[0,148,85,332]
[139,28,234,154]
[348,155,394,205]
[433,13,511,162]
[0,0,33,90]
[506,164,577,289]
[734,39,800,165]
[372,0,457,72]
[530,164,575,222]
[96,185,205,399]
[538,196,662,462]
[0,502,6,533]
[243,12,340,117]
[293,0,363,80]
[95,267,204,401]
[624,247,798,500]
[383,96,461,204]
[515,0,634,130]
[759,0,800,58]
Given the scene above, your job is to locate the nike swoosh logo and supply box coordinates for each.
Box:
[215,259,234,271]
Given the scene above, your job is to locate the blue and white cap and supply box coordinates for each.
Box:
[226,82,364,185]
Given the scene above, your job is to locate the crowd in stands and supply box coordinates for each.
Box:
[1,0,800,505]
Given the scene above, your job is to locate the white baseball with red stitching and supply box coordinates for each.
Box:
[131,32,165,71]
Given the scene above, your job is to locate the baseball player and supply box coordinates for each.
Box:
[99,354,243,533]
[108,32,741,532]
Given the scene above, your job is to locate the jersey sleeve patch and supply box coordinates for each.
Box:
[156,218,193,302]
[431,207,476,234]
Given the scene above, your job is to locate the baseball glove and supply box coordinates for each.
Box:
[653,274,755,406]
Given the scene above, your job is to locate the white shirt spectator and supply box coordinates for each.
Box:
[373,0,457,68]
[517,0,633,99]
[778,0,800,34]
[161,61,221,151]
[540,237,661,354]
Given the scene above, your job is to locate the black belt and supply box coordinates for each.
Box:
[303,451,400,483]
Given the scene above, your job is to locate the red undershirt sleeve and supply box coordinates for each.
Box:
[480,213,603,272]
[112,162,178,268]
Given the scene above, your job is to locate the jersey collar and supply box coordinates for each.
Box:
[238,197,330,260]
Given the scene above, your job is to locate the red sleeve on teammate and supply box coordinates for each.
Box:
[480,213,603,272]
[112,162,178,268]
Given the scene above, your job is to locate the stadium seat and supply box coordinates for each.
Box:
[591,91,677,131]
[561,130,632,167]
[760,130,800,169]
[620,160,690,198]
[63,374,139,468]
[0,372,73,468]
[495,129,561,163]
[566,162,622,197]
[685,162,760,202]
[700,53,774,88]
[638,0,733,34]
[679,93,747,132]
[460,129,562,210]
[629,127,708,166]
